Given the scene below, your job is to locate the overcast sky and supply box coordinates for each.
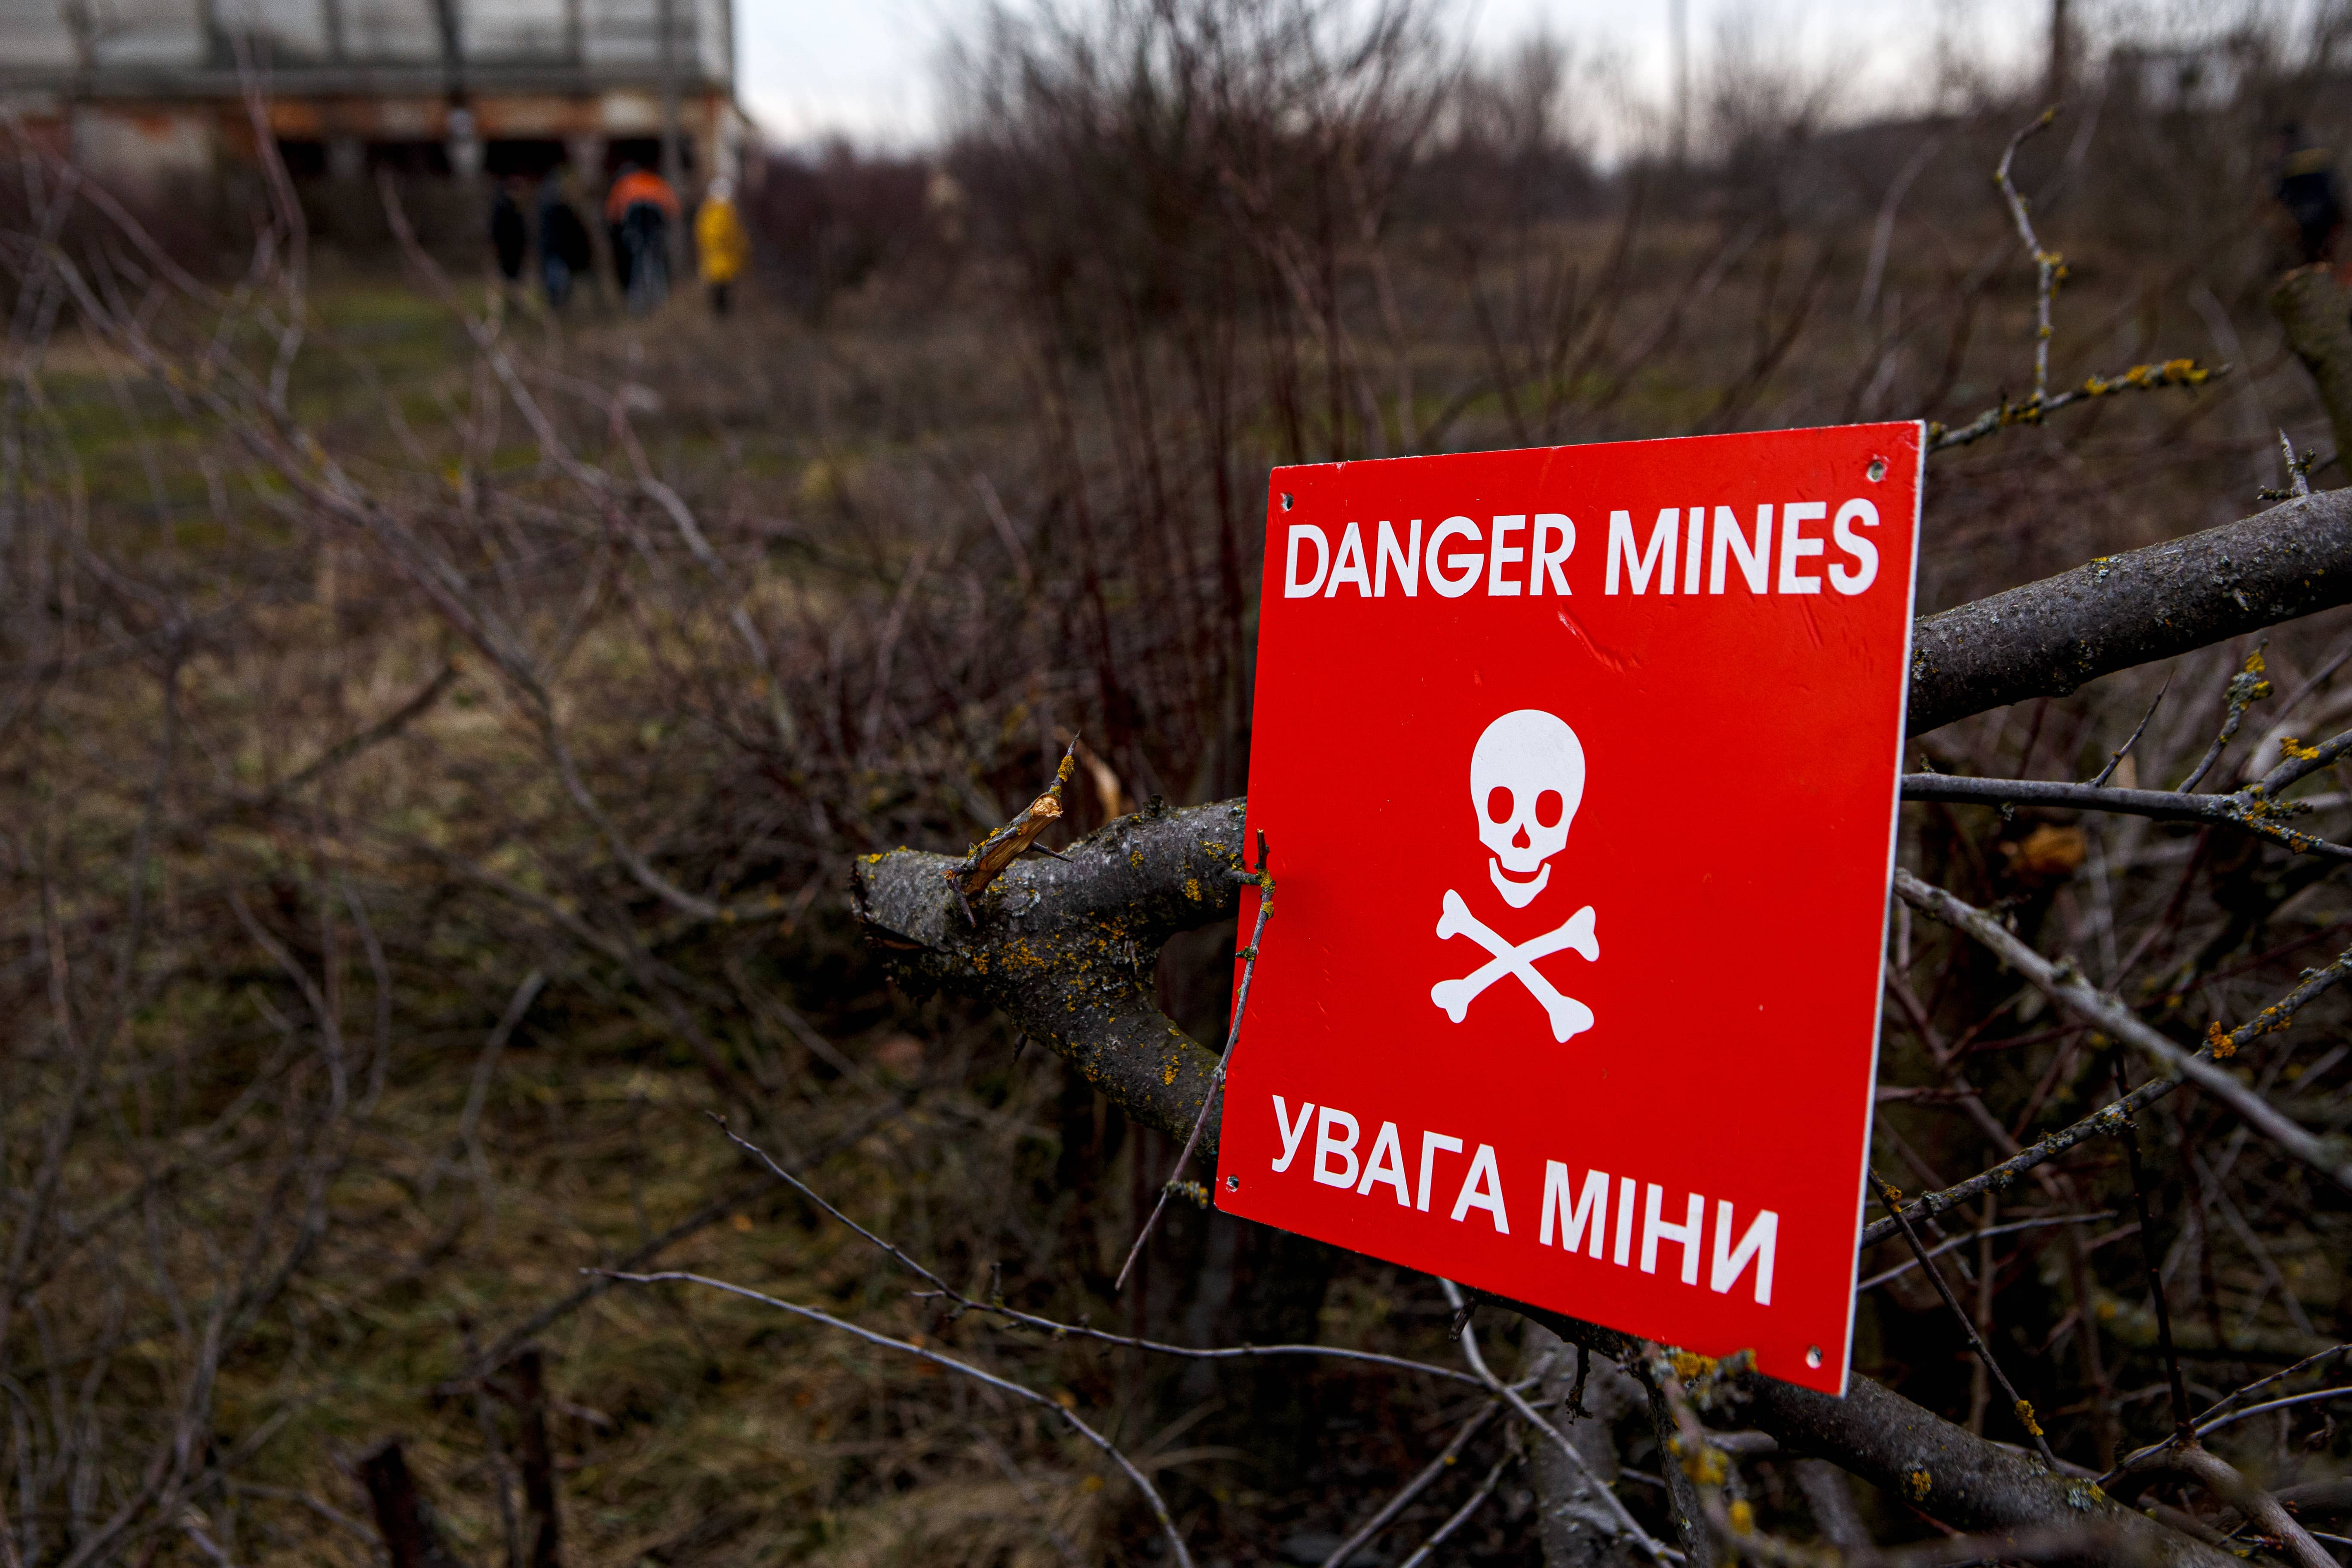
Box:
[738,0,2061,153]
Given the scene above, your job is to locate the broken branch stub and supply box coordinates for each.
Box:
[942,739,1081,919]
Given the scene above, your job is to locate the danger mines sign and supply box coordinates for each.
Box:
[1215,423,1923,1395]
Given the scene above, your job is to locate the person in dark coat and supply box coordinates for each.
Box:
[537,171,594,310]
[604,161,680,314]
[2271,122,2343,266]
[490,177,529,285]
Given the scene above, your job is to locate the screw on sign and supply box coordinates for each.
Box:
[1215,423,1921,1395]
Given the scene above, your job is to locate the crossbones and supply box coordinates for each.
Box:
[1430,888,1599,1043]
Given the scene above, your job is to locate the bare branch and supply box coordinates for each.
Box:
[602,1271,1197,1568]
[1862,940,2352,1246]
[1901,771,2352,859]
[1870,1171,2059,1467]
[1893,869,2352,1194]
[1439,1279,1675,1566]
[1116,842,1273,1292]
[710,1116,1488,1387]
[1907,490,2352,735]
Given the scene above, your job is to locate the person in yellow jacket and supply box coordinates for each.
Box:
[695,177,750,317]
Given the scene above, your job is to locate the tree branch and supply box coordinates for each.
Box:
[1893,869,2352,1195]
[853,797,1248,1163]
[1900,772,2352,859]
[1907,490,2352,734]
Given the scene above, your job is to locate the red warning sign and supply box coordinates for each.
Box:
[1214,423,1922,1394]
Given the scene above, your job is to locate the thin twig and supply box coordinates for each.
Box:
[2191,1384,2352,1439]
[1871,1171,2061,1468]
[1318,1401,1505,1568]
[2108,1050,2192,1438]
[1440,1279,1676,1565]
[1893,870,2352,1195]
[1928,359,2218,452]
[1113,831,1273,1294]
[1902,750,2352,860]
[2106,1351,2352,1481]
[1857,1212,2116,1292]
[2089,682,2168,786]
[2179,648,2272,792]
[2189,1345,2350,1431]
[601,1270,1196,1568]
[1861,940,2352,1246]
[710,1116,1485,1387]
[1996,107,2061,405]
[1394,1442,1516,1568]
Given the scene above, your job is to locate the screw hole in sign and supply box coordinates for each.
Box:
[1806,1346,1824,1369]
[1280,493,1295,510]
[1866,459,1886,482]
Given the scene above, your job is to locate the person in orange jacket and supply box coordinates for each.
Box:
[604,162,680,314]
[695,177,750,316]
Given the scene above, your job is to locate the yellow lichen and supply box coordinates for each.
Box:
[1675,1442,1728,1485]
[2206,1020,2236,1060]
[1906,1470,1932,1501]
[1727,1500,1755,1536]
[2015,1399,2043,1437]
[1670,1349,1717,1382]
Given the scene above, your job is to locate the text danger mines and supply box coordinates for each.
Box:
[1268,1095,1780,1308]
[1281,497,1888,600]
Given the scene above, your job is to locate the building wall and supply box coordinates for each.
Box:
[0,0,742,193]
[0,0,731,75]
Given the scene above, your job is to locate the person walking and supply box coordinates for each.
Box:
[489,176,529,290]
[694,176,749,316]
[537,171,593,311]
[604,161,680,315]
[2269,122,2344,267]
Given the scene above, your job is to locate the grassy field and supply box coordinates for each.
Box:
[8,67,2352,1563]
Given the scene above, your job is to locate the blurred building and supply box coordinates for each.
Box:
[0,0,744,191]
[2111,41,2248,115]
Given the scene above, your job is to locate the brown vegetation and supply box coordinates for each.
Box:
[2,1,2351,1563]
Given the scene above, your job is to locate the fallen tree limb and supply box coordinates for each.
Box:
[1725,1364,2241,1568]
[1906,489,2352,734]
[1483,1300,2242,1568]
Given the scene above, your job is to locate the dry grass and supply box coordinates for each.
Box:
[7,24,2352,1559]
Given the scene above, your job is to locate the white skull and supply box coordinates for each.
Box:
[1469,709,1585,909]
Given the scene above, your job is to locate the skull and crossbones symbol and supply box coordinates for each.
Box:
[1428,709,1599,1043]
